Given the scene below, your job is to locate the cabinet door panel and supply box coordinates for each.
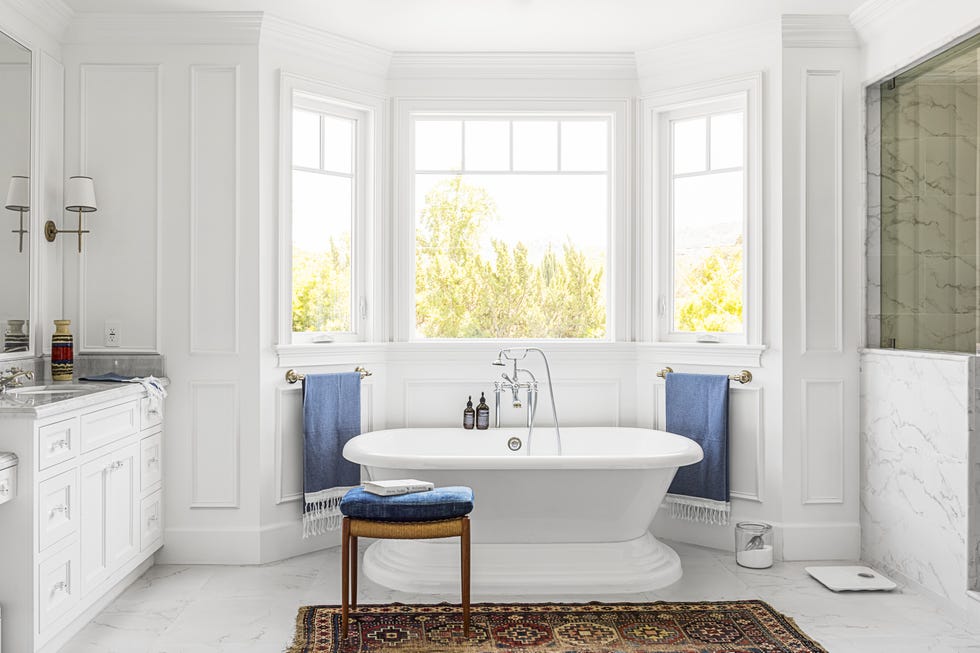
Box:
[106,443,140,570]
[140,431,163,494]
[80,453,111,594]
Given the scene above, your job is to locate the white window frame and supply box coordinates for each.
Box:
[393,98,629,343]
[277,72,383,346]
[641,73,763,348]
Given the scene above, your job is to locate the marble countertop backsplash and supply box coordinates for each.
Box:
[1,354,165,383]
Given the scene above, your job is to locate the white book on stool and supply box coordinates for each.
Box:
[362,479,434,496]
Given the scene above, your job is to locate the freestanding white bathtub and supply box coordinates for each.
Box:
[342,426,703,594]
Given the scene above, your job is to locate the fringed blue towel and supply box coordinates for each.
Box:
[664,372,730,525]
[302,372,361,537]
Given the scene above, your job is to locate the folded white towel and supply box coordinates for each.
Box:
[129,375,168,416]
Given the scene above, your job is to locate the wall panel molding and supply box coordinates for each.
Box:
[801,378,845,504]
[276,382,375,505]
[190,381,240,508]
[653,383,763,502]
[78,63,162,353]
[800,68,843,354]
[189,64,240,355]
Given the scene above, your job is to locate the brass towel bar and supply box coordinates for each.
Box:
[656,367,752,384]
[285,367,372,384]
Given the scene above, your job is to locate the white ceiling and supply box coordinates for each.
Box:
[62,0,868,52]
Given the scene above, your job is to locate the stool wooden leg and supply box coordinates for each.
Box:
[350,535,358,609]
[341,517,350,638]
[461,516,470,636]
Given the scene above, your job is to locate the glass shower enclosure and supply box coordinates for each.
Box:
[871,32,980,353]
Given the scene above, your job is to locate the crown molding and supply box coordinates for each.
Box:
[260,14,391,79]
[849,0,912,33]
[65,11,263,45]
[635,20,778,81]
[4,0,74,40]
[781,15,859,48]
[387,51,637,81]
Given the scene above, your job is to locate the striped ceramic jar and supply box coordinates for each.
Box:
[51,319,74,381]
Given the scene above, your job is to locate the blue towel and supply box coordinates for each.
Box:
[664,372,730,525]
[302,372,361,536]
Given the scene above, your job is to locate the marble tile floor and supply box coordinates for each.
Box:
[58,540,980,653]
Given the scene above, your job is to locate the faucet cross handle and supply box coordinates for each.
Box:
[0,367,35,392]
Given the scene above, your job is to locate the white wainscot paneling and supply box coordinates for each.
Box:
[404,379,620,428]
[80,64,161,351]
[190,381,239,508]
[276,383,375,504]
[802,378,844,504]
[653,384,763,501]
[190,65,239,355]
[802,69,843,354]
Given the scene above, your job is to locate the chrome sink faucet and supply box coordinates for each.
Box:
[491,348,562,454]
[0,367,34,395]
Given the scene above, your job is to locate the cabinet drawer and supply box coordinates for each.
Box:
[140,396,164,431]
[38,539,80,633]
[81,401,139,453]
[140,489,163,551]
[38,469,78,552]
[38,417,78,470]
[140,432,162,493]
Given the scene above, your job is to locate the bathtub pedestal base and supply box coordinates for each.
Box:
[362,531,682,595]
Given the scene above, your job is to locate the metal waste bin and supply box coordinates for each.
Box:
[0,451,18,506]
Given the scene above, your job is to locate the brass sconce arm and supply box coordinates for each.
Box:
[44,213,91,253]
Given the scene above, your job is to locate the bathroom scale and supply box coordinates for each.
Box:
[805,565,897,592]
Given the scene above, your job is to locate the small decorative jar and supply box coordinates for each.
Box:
[51,319,74,381]
[4,319,28,353]
[735,521,773,569]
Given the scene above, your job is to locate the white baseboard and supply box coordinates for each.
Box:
[652,515,861,561]
[781,522,860,560]
[159,521,338,564]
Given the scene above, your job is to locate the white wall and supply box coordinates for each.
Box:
[47,11,874,565]
[61,14,263,563]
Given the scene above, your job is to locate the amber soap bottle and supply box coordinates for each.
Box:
[463,396,475,429]
[476,392,490,430]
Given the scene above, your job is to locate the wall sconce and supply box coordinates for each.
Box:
[45,176,97,253]
[5,176,29,253]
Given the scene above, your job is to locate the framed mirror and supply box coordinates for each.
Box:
[0,30,31,358]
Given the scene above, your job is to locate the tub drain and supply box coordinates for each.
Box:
[507,437,522,451]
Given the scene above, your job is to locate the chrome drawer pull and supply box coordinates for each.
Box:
[146,457,159,466]
[148,514,159,523]
[49,504,68,518]
[51,580,70,596]
[50,439,69,452]
[0,481,9,496]
[107,460,124,472]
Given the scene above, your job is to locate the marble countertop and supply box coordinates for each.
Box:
[0,378,168,418]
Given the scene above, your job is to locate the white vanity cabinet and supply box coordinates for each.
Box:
[0,383,165,653]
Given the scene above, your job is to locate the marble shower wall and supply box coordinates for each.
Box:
[860,350,978,609]
[870,47,980,353]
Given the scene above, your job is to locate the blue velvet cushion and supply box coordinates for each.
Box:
[339,486,474,522]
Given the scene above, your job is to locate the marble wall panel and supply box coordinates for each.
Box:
[861,350,974,608]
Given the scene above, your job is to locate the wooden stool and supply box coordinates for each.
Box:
[338,485,474,639]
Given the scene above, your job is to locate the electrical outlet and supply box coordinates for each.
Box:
[104,321,121,347]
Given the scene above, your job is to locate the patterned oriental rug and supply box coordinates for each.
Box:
[287,601,827,652]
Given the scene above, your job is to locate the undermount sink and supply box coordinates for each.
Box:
[5,384,100,396]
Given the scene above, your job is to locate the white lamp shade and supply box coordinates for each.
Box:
[65,176,97,212]
[5,176,29,211]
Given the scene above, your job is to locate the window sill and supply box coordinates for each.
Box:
[635,342,766,368]
[275,342,387,368]
[276,340,767,369]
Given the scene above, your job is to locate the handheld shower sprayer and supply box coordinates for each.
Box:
[490,347,562,454]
